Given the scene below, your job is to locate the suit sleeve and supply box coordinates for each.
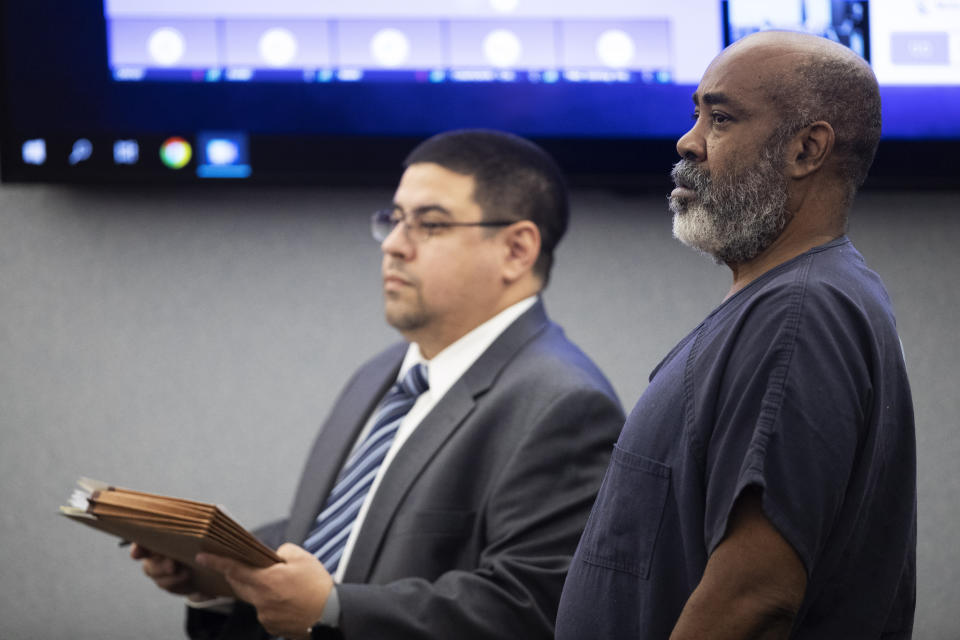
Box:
[334,386,624,639]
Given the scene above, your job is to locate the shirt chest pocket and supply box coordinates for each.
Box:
[579,445,671,579]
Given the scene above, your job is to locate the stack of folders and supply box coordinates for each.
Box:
[60,477,282,597]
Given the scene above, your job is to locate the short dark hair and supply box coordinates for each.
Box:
[765,52,882,203]
[404,129,569,286]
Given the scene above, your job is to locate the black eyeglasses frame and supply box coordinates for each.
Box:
[370,208,515,242]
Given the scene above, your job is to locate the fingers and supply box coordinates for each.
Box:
[136,551,197,595]
[151,565,193,591]
[276,543,311,562]
[142,555,178,581]
[196,553,254,584]
[130,545,182,577]
[219,546,331,638]
[196,553,261,604]
[142,555,179,578]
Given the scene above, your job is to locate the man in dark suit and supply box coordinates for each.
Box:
[134,129,624,639]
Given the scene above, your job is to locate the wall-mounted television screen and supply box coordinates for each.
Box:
[2,0,957,187]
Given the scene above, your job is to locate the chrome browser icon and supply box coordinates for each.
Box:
[160,137,192,169]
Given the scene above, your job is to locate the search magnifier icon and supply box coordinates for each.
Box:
[69,139,93,165]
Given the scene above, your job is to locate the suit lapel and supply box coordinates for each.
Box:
[342,301,551,582]
[285,346,405,544]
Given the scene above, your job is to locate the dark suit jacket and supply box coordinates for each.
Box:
[187,301,624,639]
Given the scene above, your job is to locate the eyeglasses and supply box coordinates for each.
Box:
[371,207,515,243]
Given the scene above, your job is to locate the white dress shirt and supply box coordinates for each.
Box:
[333,295,537,581]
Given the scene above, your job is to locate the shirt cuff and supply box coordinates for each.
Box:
[184,595,235,615]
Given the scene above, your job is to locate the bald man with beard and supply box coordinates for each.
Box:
[556,31,916,640]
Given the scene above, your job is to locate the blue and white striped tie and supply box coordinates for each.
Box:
[304,363,429,573]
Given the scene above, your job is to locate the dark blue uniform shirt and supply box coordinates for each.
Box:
[557,237,916,639]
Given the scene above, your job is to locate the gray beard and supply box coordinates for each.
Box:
[669,145,791,265]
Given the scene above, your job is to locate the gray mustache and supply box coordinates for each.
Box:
[671,159,710,192]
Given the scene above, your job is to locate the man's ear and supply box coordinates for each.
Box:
[500,220,541,283]
[785,120,835,179]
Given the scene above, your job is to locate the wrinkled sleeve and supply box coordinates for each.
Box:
[702,282,871,575]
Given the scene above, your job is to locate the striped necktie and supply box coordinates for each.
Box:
[304,363,429,573]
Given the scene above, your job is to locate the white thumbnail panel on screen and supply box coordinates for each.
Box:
[103,0,721,83]
[869,0,960,85]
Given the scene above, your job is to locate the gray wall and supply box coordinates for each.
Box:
[1,183,957,639]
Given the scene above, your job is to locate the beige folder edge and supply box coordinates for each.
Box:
[60,477,281,597]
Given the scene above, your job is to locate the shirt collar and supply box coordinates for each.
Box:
[398,296,538,401]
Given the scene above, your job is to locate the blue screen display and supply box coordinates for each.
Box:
[2,0,956,184]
